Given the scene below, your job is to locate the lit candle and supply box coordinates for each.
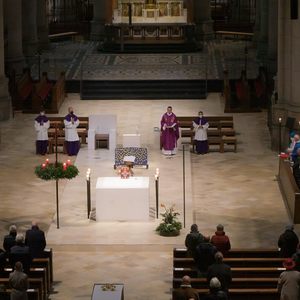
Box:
[156,168,159,175]
[42,163,46,169]
[155,174,158,181]
[67,159,71,165]
[279,117,282,124]
[45,159,49,165]
[63,163,67,170]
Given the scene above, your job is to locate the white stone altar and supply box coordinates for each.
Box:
[122,133,141,147]
[96,177,150,221]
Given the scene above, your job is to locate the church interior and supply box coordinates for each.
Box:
[0,0,300,299]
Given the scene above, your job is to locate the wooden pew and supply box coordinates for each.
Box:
[0,288,40,300]
[16,68,34,109]
[173,257,285,268]
[173,267,285,278]
[48,117,89,145]
[173,277,278,289]
[0,277,44,300]
[173,288,279,300]
[173,248,280,258]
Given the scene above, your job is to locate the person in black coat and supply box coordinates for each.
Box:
[10,234,31,274]
[3,225,17,253]
[185,224,208,258]
[194,242,217,276]
[278,224,299,258]
[25,221,46,259]
[207,252,232,293]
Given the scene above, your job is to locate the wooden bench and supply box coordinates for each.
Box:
[215,30,254,40]
[0,288,40,300]
[173,248,280,258]
[49,31,78,41]
[48,117,89,145]
[0,277,44,300]
[173,266,285,278]
[221,136,237,152]
[173,257,285,269]
[173,288,279,300]
[173,277,278,289]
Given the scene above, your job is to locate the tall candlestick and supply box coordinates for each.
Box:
[278,118,282,154]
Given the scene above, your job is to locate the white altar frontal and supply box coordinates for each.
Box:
[96,177,150,221]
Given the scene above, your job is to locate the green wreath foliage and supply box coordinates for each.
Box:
[35,162,79,181]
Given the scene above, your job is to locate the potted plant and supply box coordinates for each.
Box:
[156,204,182,237]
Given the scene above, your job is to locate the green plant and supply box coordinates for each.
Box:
[156,204,182,236]
[35,162,79,181]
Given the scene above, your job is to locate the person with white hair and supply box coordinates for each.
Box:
[3,224,17,253]
[278,225,299,258]
[10,234,31,273]
[201,277,228,300]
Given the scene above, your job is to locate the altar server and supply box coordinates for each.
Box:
[160,106,179,155]
[193,111,209,154]
[34,110,50,155]
[64,107,80,156]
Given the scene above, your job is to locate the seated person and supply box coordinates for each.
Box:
[201,277,228,300]
[210,224,231,256]
[3,225,17,253]
[194,242,217,277]
[173,275,199,300]
[10,234,31,274]
[185,224,208,258]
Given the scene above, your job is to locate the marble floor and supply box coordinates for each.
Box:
[0,93,292,299]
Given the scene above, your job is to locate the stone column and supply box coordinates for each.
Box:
[193,0,214,41]
[90,0,109,41]
[37,0,49,50]
[0,0,11,120]
[22,0,38,56]
[256,0,269,62]
[271,0,300,150]
[267,0,278,75]
[4,0,25,74]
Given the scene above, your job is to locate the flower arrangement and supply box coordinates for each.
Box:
[118,165,133,179]
[35,159,79,180]
[156,204,182,236]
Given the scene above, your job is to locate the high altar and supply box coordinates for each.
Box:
[113,0,187,24]
[110,0,190,42]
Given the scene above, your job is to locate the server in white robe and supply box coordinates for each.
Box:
[64,107,80,156]
[34,110,50,155]
[193,111,209,154]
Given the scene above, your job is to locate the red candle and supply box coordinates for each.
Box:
[45,159,49,165]
[67,159,71,165]
[42,163,46,169]
[63,163,67,170]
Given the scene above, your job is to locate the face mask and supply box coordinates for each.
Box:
[70,111,74,114]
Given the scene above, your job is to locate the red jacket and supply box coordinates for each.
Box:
[210,231,231,255]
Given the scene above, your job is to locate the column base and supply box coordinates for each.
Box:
[23,40,38,57]
[90,21,106,41]
[5,55,26,75]
[195,20,214,41]
[0,77,11,121]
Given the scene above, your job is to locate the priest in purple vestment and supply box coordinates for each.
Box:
[193,111,209,154]
[64,107,80,156]
[160,106,179,155]
[34,110,50,155]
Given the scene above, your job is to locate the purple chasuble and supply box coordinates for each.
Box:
[160,112,179,151]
